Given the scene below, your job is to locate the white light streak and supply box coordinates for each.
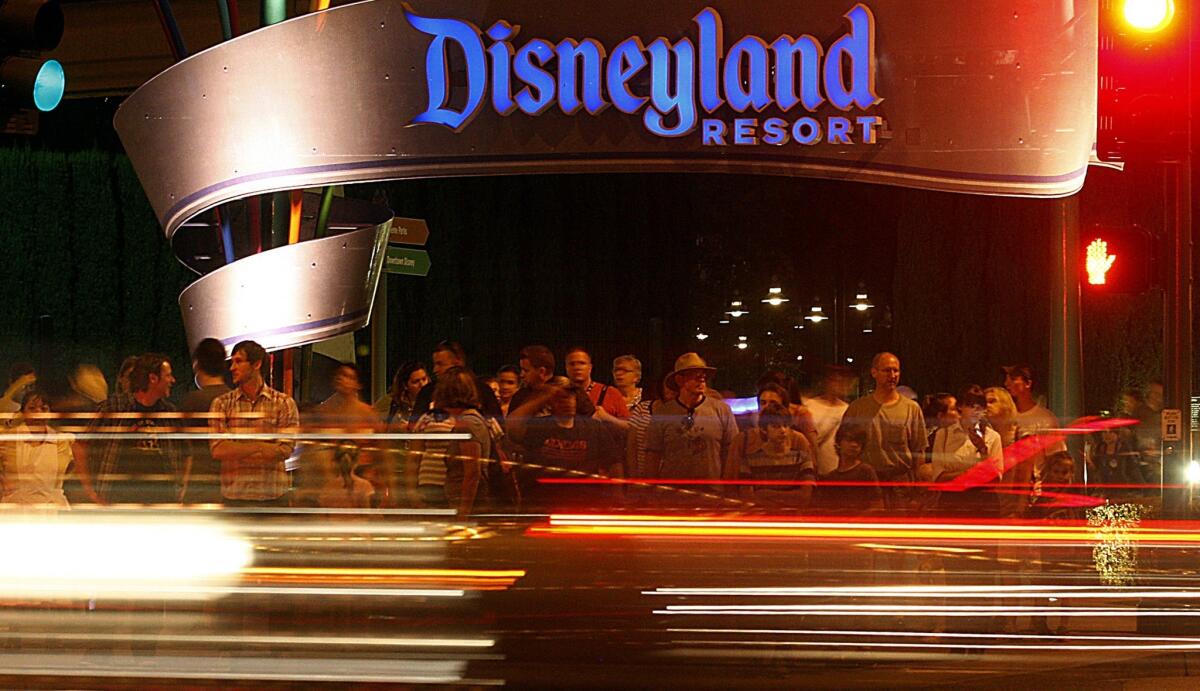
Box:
[0,631,493,648]
[645,585,1200,599]
[0,515,251,600]
[656,604,1200,617]
[0,652,484,684]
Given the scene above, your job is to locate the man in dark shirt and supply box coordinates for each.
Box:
[409,341,501,423]
[179,338,230,503]
[506,344,556,419]
[75,353,182,505]
[507,377,620,511]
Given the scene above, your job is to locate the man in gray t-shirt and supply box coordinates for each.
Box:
[841,352,927,509]
[646,353,739,483]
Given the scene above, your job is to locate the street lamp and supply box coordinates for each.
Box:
[805,299,829,323]
[762,286,790,307]
[726,299,749,318]
[850,286,873,312]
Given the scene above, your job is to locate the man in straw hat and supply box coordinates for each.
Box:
[645,353,738,485]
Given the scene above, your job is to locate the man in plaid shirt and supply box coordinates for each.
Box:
[209,340,300,506]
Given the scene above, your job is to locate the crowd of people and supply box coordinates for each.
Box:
[0,338,1164,518]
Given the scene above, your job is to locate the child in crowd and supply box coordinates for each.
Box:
[814,425,883,515]
[1027,452,1081,520]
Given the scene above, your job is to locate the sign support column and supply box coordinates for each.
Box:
[1050,195,1084,429]
[371,274,388,404]
[1161,156,1192,517]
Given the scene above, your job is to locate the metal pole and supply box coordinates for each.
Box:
[1049,195,1084,425]
[370,274,389,403]
[833,290,841,365]
[1161,157,1192,517]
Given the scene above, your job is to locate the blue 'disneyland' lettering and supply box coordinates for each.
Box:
[405,3,882,141]
[404,9,486,130]
[556,39,608,115]
[513,39,556,114]
[724,36,772,113]
[824,4,878,111]
[644,37,696,137]
[487,21,518,116]
[607,37,648,114]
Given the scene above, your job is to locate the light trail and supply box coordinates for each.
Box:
[242,567,525,590]
[534,515,1200,543]
[0,631,495,648]
[674,637,1200,652]
[646,585,1200,599]
[671,627,1200,644]
[1,432,469,442]
[0,515,250,600]
[656,604,1200,617]
[0,652,490,684]
[853,543,984,554]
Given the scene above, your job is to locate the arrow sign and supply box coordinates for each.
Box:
[384,246,431,276]
[388,217,430,246]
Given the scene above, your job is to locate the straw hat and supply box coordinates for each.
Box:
[667,352,716,386]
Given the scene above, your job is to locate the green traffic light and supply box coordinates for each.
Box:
[32,57,62,111]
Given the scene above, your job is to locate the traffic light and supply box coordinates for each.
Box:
[1097,0,1189,162]
[1081,224,1152,293]
[0,0,64,114]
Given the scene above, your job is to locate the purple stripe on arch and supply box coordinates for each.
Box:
[166,153,1089,226]
[219,307,371,348]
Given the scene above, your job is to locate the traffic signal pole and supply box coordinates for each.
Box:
[1161,156,1192,517]
[1050,195,1084,428]
[1160,0,1194,513]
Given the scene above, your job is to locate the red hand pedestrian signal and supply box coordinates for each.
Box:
[1082,225,1151,294]
[1086,239,1117,285]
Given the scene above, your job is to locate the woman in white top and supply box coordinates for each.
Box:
[0,390,76,508]
[929,386,1003,516]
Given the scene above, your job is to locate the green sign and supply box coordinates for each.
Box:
[384,246,431,276]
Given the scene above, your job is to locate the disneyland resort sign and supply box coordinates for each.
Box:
[116,0,1096,353]
[405,4,884,147]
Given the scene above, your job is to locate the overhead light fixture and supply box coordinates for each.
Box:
[696,332,709,341]
[805,301,828,323]
[736,343,748,350]
[851,286,873,312]
[761,286,790,307]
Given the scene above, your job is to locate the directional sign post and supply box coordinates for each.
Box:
[373,216,434,400]
[384,246,431,276]
[388,217,430,246]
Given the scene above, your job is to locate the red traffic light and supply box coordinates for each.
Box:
[1122,0,1176,33]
